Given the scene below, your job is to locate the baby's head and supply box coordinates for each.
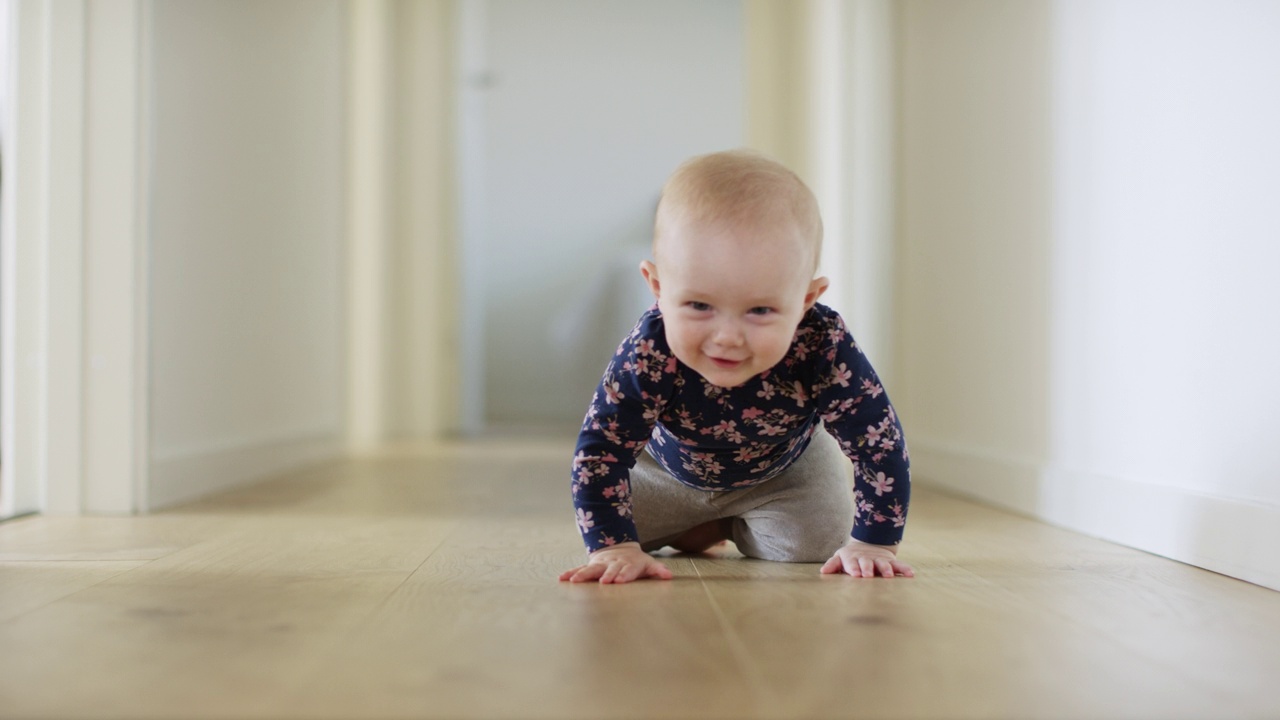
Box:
[640,150,830,388]
[653,150,824,274]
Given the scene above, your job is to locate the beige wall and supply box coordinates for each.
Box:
[896,0,1054,485]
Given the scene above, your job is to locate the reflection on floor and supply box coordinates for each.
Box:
[1,439,1278,719]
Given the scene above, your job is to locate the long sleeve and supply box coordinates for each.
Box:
[814,313,911,546]
[571,311,677,552]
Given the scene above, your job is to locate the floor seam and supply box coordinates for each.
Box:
[0,558,161,626]
[692,559,779,718]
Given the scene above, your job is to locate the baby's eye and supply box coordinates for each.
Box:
[688,301,712,312]
[748,306,775,316]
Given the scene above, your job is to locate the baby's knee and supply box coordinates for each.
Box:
[732,514,850,563]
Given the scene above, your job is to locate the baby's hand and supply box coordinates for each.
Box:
[559,542,674,584]
[821,539,915,578]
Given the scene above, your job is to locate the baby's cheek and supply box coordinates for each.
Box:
[757,328,790,357]
[664,329,698,366]
[769,338,801,370]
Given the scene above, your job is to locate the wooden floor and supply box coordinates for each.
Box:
[2,440,1278,720]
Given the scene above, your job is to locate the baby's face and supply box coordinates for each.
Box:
[643,219,826,389]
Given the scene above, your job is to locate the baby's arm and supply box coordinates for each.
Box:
[565,311,675,582]
[821,539,914,578]
[559,542,674,584]
[815,312,914,578]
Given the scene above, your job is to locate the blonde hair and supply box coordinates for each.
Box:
[653,149,823,271]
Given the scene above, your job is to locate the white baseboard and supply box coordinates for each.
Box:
[913,440,1280,593]
[148,429,343,511]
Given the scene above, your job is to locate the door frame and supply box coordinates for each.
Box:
[1,0,152,518]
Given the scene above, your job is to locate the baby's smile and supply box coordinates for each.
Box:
[709,356,745,369]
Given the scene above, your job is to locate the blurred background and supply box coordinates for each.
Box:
[2,0,1279,590]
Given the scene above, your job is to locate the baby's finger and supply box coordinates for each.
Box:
[840,554,862,577]
[874,558,896,578]
[560,564,596,581]
[599,562,624,584]
[892,559,916,577]
[857,556,877,578]
[820,555,844,575]
[568,565,603,584]
[833,554,851,576]
[646,562,674,580]
[613,562,643,584]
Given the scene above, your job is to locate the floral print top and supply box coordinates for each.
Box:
[572,303,910,553]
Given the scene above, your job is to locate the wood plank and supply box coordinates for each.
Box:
[907,489,1280,717]
[0,516,455,718]
[0,561,150,623]
[693,540,1240,720]
[0,515,215,562]
[283,518,769,720]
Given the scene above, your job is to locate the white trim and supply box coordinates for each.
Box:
[1,0,52,520]
[393,0,457,439]
[44,0,86,515]
[135,0,153,513]
[345,0,392,450]
[844,0,897,382]
[148,430,343,510]
[3,0,152,517]
[80,0,148,514]
[455,0,487,435]
[913,440,1280,592]
[807,0,848,316]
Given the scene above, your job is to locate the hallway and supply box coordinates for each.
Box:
[1,440,1277,719]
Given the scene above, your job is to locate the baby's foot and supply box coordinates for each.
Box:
[669,519,734,553]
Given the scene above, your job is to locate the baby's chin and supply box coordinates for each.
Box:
[686,353,794,389]
[694,365,759,389]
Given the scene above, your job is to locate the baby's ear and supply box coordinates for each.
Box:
[804,276,830,309]
[639,260,661,298]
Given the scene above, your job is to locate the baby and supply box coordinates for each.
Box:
[560,150,913,584]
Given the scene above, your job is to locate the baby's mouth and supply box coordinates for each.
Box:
[709,357,745,369]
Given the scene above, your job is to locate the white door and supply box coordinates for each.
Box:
[458,0,745,432]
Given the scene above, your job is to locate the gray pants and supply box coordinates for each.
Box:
[631,430,855,562]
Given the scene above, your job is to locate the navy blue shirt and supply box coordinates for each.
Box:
[572,303,910,553]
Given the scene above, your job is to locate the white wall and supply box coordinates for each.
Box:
[148,1,347,508]
[463,0,745,429]
[898,0,1280,591]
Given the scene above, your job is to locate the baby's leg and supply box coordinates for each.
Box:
[629,449,724,553]
[713,430,855,562]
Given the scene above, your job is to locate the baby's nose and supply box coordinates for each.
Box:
[713,322,745,346]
